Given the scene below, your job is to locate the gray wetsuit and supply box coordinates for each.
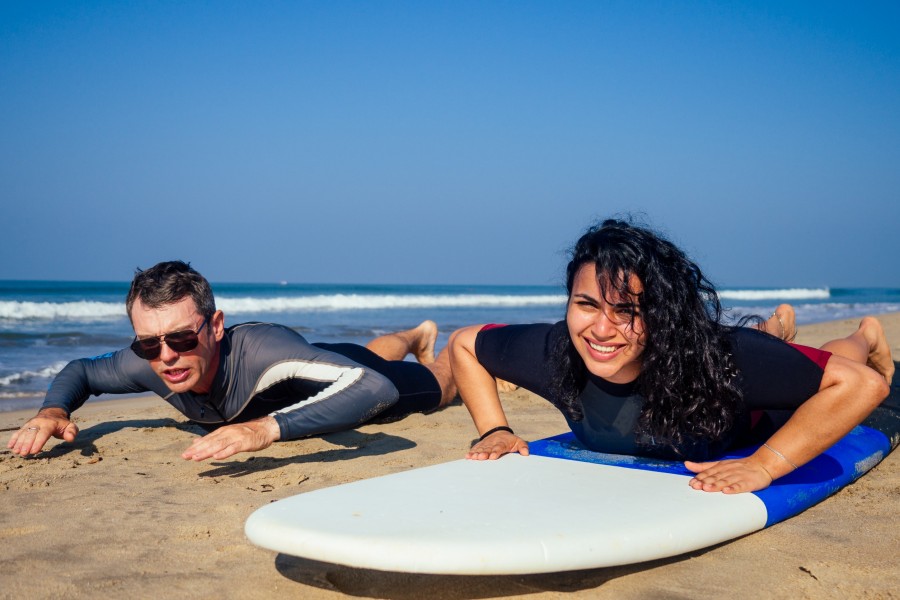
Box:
[42,322,442,441]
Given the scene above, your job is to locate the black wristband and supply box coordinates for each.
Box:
[479,425,514,442]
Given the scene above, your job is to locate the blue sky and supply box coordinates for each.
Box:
[2,1,898,287]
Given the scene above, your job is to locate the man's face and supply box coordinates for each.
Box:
[130,296,224,394]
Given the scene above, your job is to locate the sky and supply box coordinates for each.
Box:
[2,1,898,288]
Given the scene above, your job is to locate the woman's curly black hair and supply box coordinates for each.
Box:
[549,218,742,450]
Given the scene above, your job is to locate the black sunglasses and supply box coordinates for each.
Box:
[130,317,210,360]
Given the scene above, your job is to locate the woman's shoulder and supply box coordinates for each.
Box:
[474,321,568,399]
[476,321,566,350]
[474,320,567,363]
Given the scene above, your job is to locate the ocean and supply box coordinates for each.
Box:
[2,281,899,412]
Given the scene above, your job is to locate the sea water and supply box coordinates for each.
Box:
[1,281,898,411]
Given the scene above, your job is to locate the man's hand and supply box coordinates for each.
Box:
[181,417,281,462]
[7,408,79,457]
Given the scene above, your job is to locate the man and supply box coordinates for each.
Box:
[7,261,456,461]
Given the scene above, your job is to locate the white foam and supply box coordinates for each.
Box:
[0,294,568,321]
[718,288,830,301]
[0,300,125,321]
[0,362,68,386]
[215,294,568,313]
[0,290,857,320]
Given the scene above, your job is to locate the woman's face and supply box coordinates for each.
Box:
[566,263,646,384]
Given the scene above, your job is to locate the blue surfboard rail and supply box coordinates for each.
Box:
[530,392,899,528]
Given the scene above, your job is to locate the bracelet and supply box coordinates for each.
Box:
[762,443,799,470]
[479,426,514,441]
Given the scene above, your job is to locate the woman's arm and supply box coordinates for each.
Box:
[686,354,889,493]
[448,325,529,460]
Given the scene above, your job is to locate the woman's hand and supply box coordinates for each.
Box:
[467,430,529,461]
[684,456,774,494]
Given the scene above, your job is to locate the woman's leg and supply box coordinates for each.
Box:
[819,316,894,385]
[756,304,797,341]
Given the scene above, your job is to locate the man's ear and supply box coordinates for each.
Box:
[211,310,225,341]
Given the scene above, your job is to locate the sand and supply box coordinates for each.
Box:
[2,314,899,599]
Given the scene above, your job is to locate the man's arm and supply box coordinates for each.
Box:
[181,360,398,461]
[267,358,399,440]
[7,350,157,456]
[180,325,400,461]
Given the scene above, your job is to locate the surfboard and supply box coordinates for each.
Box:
[244,393,899,574]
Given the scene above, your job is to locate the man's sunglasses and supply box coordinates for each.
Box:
[130,317,210,360]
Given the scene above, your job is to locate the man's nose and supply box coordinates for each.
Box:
[158,340,180,362]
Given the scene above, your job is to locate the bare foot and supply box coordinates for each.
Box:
[758,304,797,341]
[859,316,894,385]
[411,320,438,365]
[366,320,438,363]
[496,378,519,393]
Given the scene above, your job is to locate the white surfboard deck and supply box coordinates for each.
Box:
[246,399,899,574]
[245,453,766,574]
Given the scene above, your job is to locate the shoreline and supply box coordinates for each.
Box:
[2,314,899,598]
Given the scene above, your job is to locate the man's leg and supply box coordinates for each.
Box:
[364,320,457,405]
[366,320,437,364]
[365,320,510,404]
[315,329,455,424]
[425,346,457,407]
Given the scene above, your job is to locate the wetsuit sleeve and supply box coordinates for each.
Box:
[730,328,827,410]
[41,349,161,415]
[474,322,562,400]
[232,325,400,441]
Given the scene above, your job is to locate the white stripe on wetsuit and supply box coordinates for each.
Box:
[262,360,365,416]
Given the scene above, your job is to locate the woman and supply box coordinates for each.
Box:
[449,218,892,494]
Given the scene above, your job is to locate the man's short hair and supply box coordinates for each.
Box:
[125,261,217,320]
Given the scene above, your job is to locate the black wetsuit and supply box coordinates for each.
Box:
[42,322,442,441]
[475,322,828,460]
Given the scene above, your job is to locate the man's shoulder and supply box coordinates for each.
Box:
[227,321,299,337]
[226,322,309,353]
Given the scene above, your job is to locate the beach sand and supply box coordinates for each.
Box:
[2,314,899,599]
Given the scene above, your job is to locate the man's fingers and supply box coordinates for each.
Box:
[212,444,241,460]
[9,426,48,456]
[182,433,236,461]
[182,421,276,462]
[61,422,79,442]
[8,414,78,457]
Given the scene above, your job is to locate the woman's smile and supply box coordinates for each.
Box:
[585,339,625,357]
